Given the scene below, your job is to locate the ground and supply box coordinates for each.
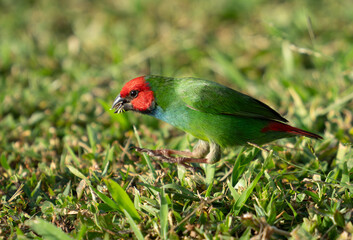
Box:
[0,0,353,239]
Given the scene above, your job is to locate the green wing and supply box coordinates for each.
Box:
[176,78,288,122]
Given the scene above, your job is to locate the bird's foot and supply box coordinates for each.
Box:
[132,147,208,169]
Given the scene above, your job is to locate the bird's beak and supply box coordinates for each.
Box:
[111,94,126,113]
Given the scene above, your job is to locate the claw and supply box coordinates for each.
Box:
[131,146,208,165]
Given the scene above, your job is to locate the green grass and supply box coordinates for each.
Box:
[1,0,353,239]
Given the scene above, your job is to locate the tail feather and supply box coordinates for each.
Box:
[261,121,322,139]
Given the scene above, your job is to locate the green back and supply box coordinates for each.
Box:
[146,75,287,122]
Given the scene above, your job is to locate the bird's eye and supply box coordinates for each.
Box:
[130,90,138,98]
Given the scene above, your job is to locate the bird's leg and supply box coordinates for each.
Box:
[191,140,210,158]
[204,142,221,186]
[205,142,221,163]
[132,140,210,164]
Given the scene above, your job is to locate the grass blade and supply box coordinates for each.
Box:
[231,147,245,186]
[66,144,81,166]
[91,184,119,210]
[208,49,247,89]
[160,188,168,240]
[205,163,216,187]
[26,218,73,240]
[124,210,144,240]
[105,179,141,221]
[86,125,97,154]
[133,125,157,179]
[102,145,114,177]
[66,165,87,180]
[162,183,196,198]
[233,165,265,216]
[1,153,10,171]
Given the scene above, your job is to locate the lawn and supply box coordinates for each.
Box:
[1,0,353,239]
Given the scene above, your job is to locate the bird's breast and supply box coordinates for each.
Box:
[148,105,189,129]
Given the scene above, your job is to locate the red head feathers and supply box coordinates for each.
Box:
[120,76,155,112]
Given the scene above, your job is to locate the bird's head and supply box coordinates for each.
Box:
[111,76,155,114]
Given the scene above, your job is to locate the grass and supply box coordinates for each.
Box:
[1,0,353,239]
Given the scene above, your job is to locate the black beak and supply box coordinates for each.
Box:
[111,94,126,113]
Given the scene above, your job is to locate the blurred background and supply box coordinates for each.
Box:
[1,0,352,158]
[1,0,353,238]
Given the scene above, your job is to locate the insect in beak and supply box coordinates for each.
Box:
[111,95,126,114]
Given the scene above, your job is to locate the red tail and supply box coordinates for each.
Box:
[261,121,322,139]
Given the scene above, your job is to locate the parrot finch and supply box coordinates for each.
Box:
[111,75,321,165]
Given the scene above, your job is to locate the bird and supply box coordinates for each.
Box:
[111,75,322,166]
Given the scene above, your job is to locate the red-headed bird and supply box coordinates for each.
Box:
[111,76,322,165]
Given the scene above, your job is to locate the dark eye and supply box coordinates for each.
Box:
[130,90,138,98]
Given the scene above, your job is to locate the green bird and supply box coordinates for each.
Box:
[111,75,322,165]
